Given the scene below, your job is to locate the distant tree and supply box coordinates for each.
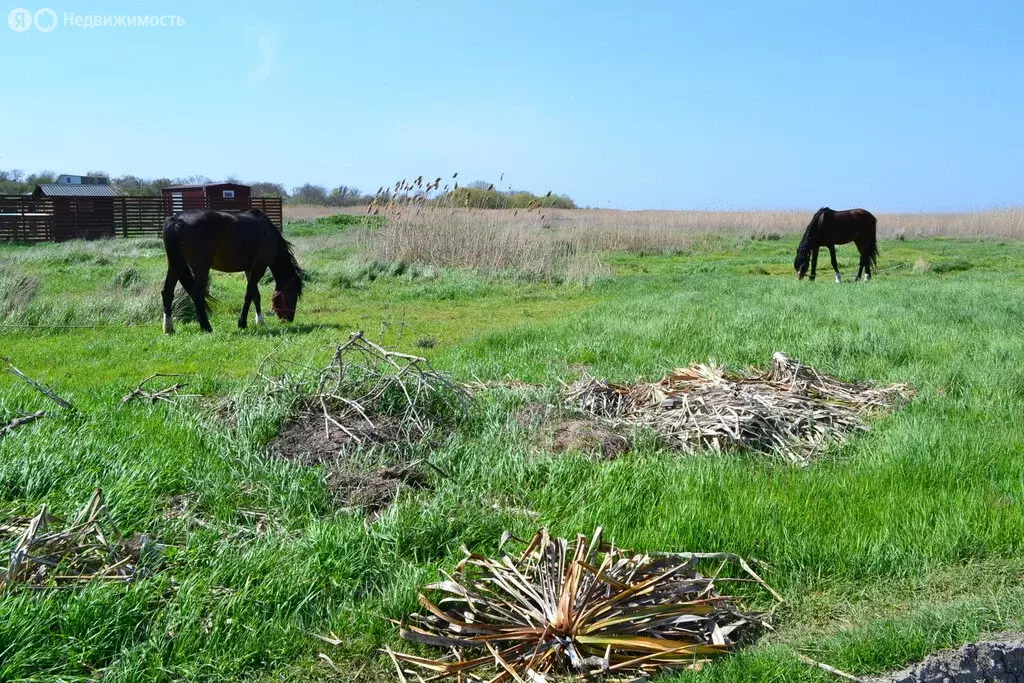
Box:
[468,180,493,190]
[174,174,213,186]
[250,181,289,198]
[290,183,329,204]
[112,175,159,196]
[327,185,368,206]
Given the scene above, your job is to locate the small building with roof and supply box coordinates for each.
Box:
[32,177,117,241]
[162,182,252,214]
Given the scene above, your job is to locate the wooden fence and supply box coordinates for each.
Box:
[0,196,54,243]
[0,195,284,243]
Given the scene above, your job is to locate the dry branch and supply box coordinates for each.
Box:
[2,356,76,412]
[0,410,46,438]
[565,352,912,465]
[796,653,868,682]
[120,373,188,405]
[389,527,780,682]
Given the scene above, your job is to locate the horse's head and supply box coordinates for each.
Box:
[271,277,301,322]
[795,207,828,279]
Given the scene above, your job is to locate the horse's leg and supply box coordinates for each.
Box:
[191,267,213,332]
[252,267,267,325]
[854,240,867,281]
[239,268,266,329]
[809,247,819,281]
[828,245,841,283]
[238,270,252,329]
[162,267,178,334]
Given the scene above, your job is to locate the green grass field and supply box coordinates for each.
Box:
[2,222,1024,682]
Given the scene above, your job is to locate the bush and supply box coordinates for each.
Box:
[439,187,576,210]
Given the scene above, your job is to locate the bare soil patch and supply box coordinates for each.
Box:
[270,411,404,466]
[325,464,430,513]
[542,418,632,459]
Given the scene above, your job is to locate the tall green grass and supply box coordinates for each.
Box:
[2,230,1024,681]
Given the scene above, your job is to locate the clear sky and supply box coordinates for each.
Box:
[2,0,1023,211]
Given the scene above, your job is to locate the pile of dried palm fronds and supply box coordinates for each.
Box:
[1,488,163,591]
[387,527,780,682]
[265,331,470,453]
[565,352,912,465]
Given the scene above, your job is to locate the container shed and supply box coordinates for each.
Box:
[162,183,252,214]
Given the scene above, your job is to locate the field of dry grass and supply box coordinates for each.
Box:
[285,204,1024,281]
[285,204,1024,239]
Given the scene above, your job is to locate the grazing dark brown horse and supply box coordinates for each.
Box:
[794,207,878,282]
[161,208,303,333]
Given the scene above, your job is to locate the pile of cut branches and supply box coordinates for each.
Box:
[565,352,912,465]
[1,488,163,591]
[388,527,779,681]
[266,331,470,456]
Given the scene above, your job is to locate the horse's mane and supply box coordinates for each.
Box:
[272,231,304,297]
[795,207,826,265]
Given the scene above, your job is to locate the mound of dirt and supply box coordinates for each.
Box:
[269,411,404,465]
[515,402,551,429]
[325,464,430,514]
[269,411,429,515]
[542,419,632,459]
[868,637,1024,683]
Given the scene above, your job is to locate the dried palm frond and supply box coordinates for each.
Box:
[389,527,780,681]
[565,352,912,465]
[1,488,164,591]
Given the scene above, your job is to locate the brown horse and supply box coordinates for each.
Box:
[161,208,303,333]
[794,207,878,282]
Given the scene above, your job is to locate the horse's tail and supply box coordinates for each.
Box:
[162,216,213,308]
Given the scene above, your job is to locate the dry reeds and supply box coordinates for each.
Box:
[388,527,780,681]
[287,203,1024,249]
[1,488,163,591]
[565,353,912,465]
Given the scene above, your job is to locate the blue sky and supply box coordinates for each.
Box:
[1,0,1023,211]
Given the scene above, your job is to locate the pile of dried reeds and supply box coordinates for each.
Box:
[387,527,780,681]
[565,352,912,465]
[1,488,163,591]
[264,331,470,452]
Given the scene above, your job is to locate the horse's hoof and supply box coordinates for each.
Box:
[835,275,842,283]
[162,315,174,334]
[256,313,266,326]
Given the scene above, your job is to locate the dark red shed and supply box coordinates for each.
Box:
[162,182,252,214]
